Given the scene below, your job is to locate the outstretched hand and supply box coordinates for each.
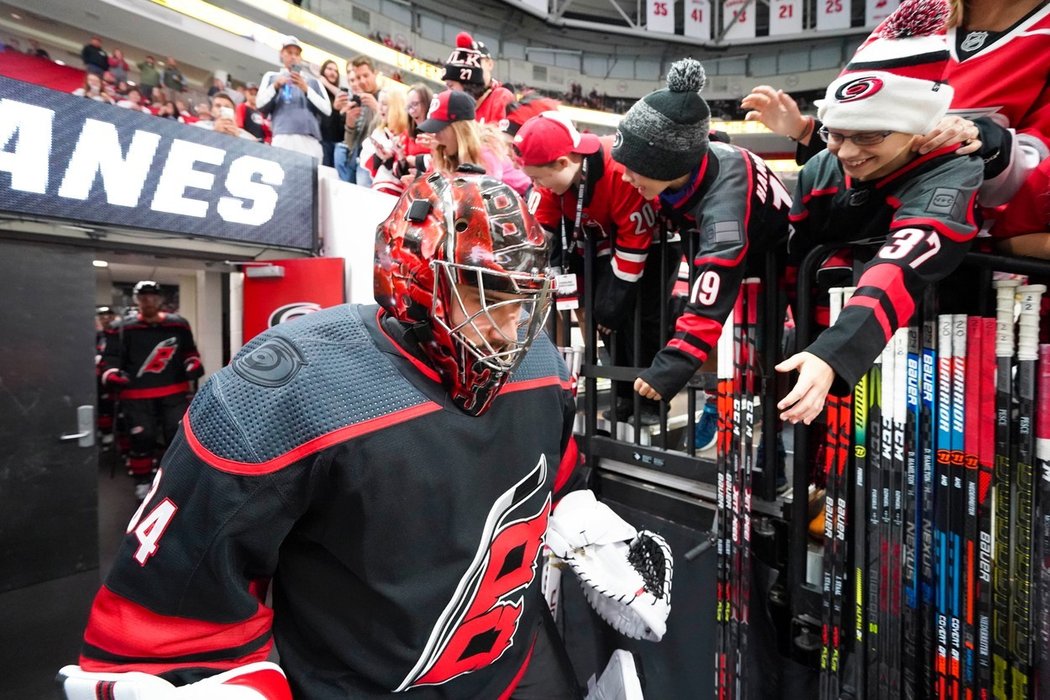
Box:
[740,85,808,140]
[775,351,835,425]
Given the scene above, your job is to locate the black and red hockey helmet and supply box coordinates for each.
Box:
[375,169,553,415]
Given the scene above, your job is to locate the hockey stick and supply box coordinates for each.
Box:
[865,346,883,700]
[949,314,967,698]
[919,288,939,700]
[738,278,760,700]
[935,313,954,698]
[889,328,907,700]
[903,321,923,700]
[976,316,997,698]
[1010,284,1045,700]
[879,332,896,700]
[851,293,871,700]
[715,307,735,700]
[1035,343,1050,700]
[991,278,1020,700]
[820,287,843,700]
[962,316,983,699]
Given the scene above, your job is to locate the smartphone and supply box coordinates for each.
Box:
[289,64,301,74]
[220,106,235,121]
[350,94,362,106]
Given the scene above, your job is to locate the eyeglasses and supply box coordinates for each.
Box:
[817,127,893,146]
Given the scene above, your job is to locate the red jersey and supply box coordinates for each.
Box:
[529,135,657,285]
[992,155,1050,238]
[475,80,515,128]
[944,3,1050,147]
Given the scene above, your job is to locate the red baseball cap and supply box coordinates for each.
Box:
[513,111,601,167]
[418,90,476,133]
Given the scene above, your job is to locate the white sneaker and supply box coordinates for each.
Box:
[585,650,644,700]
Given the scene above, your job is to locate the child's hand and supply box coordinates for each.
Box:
[634,377,663,402]
[775,351,835,424]
[915,115,981,155]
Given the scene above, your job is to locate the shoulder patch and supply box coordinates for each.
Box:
[926,187,960,217]
[232,336,306,388]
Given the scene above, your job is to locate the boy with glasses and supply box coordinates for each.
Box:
[776,0,983,424]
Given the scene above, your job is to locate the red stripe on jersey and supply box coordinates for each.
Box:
[856,263,916,330]
[554,436,578,493]
[502,375,566,394]
[845,295,892,342]
[497,638,535,700]
[81,585,273,668]
[802,187,839,203]
[184,401,444,476]
[224,668,292,700]
[894,210,978,243]
[671,313,724,361]
[119,382,190,400]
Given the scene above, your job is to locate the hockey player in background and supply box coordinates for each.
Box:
[99,280,203,499]
[58,171,671,699]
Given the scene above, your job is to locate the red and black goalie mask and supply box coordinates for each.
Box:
[375,170,553,415]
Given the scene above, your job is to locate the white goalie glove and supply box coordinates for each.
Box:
[57,661,291,700]
[547,490,673,641]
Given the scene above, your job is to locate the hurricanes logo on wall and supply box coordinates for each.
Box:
[835,76,884,103]
[268,302,322,328]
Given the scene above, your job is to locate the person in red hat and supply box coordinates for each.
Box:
[419,89,529,194]
[515,110,675,425]
[442,31,515,127]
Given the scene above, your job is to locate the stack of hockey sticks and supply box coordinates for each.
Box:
[715,278,761,700]
[815,279,1050,699]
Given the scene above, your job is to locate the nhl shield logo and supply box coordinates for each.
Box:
[961,31,989,52]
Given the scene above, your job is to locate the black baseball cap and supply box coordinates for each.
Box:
[418,90,476,133]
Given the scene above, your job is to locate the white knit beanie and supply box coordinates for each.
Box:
[817,0,953,135]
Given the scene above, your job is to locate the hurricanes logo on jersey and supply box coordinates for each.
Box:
[137,337,178,377]
[397,455,551,691]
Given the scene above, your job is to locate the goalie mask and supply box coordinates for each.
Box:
[375,170,553,415]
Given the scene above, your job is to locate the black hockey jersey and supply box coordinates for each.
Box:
[790,146,982,394]
[642,141,793,399]
[79,304,577,698]
[100,312,200,399]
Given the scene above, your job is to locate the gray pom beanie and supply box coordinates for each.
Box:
[612,58,711,181]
